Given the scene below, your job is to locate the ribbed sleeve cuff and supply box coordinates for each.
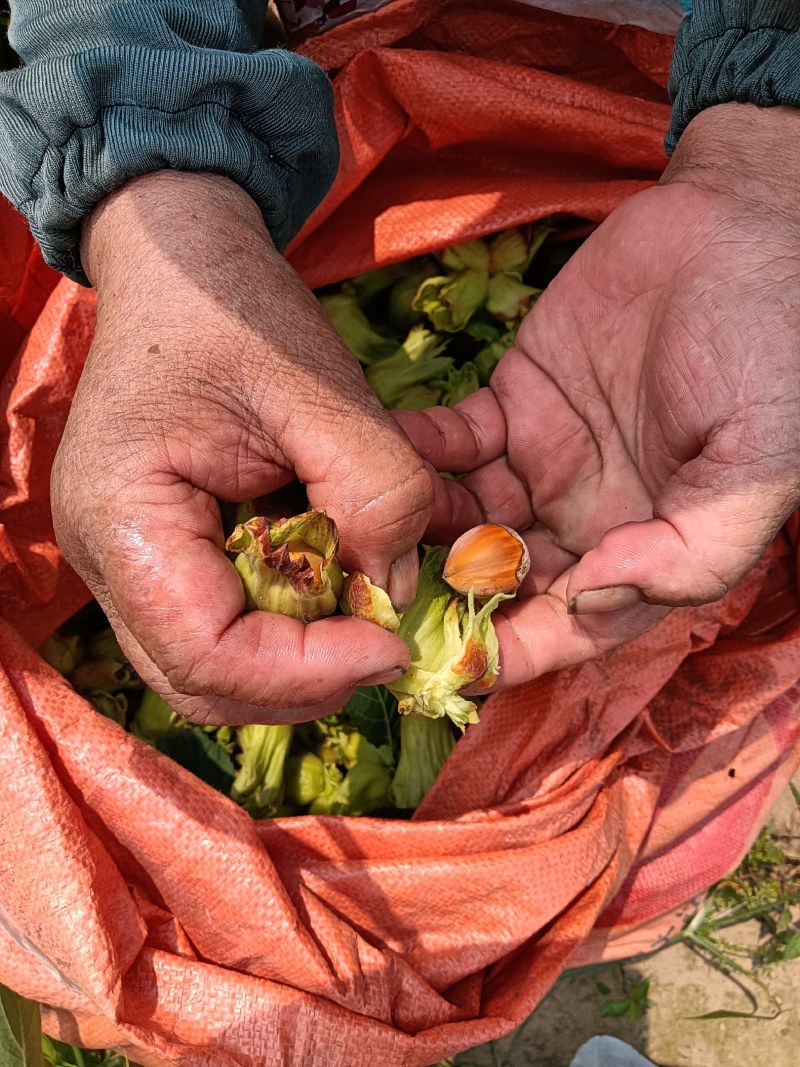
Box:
[0,46,338,284]
[667,0,800,154]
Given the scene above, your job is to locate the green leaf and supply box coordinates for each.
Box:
[599,979,650,1023]
[790,781,800,809]
[462,320,501,342]
[157,727,236,794]
[599,999,631,1019]
[783,931,800,961]
[40,1036,79,1066]
[744,828,786,868]
[594,981,611,996]
[776,906,792,934]
[629,978,650,1006]
[342,687,400,755]
[0,984,45,1067]
[42,1036,83,1066]
[41,1040,124,1067]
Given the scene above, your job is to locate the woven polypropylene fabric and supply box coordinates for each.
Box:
[287,0,675,286]
[1,4,799,1064]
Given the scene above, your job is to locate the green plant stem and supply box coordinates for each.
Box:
[682,932,783,1012]
[710,896,800,932]
[379,690,394,757]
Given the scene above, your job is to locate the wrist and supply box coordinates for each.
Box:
[662,103,800,217]
[80,171,271,290]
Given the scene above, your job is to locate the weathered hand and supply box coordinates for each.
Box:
[400,104,800,686]
[52,172,433,723]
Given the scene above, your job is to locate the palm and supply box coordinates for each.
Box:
[400,178,800,684]
[501,180,798,566]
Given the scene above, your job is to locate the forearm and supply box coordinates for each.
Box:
[668,0,800,152]
[0,1,337,282]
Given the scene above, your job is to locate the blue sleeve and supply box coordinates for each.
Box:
[667,0,800,153]
[0,2,339,284]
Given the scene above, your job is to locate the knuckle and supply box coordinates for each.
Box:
[407,462,436,519]
[348,453,434,546]
[393,475,436,543]
[695,567,731,603]
[163,649,215,698]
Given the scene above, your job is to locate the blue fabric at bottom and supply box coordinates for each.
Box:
[569,1036,657,1067]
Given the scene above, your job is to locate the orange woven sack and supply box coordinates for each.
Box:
[1,4,799,1065]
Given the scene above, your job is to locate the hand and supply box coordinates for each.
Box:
[52,172,433,724]
[398,103,800,687]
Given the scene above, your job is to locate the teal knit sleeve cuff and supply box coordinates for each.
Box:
[667,0,800,154]
[0,2,338,284]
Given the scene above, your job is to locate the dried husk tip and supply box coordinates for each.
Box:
[340,572,400,632]
[226,510,343,623]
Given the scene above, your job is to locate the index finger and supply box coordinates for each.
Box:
[393,388,507,473]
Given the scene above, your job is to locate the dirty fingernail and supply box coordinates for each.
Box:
[387,548,419,611]
[359,666,406,687]
[568,585,643,615]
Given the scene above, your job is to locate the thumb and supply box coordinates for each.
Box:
[566,455,797,614]
[294,396,435,609]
